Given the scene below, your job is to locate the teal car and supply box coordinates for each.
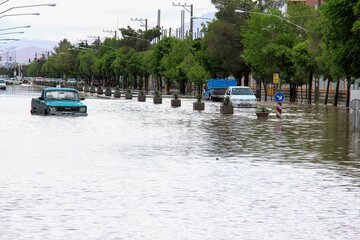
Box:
[31,88,87,116]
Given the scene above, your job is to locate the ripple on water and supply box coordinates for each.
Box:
[0,88,359,239]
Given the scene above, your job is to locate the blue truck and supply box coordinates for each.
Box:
[31,88,87,116]
[203,79,237,101]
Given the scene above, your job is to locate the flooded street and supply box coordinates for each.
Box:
[1,85,359,240]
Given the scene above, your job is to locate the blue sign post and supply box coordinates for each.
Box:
[274,92,284,120]
[274,92,285,103]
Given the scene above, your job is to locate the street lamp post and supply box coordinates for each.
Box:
[0,31,24,35]
[0,4,56,16]
[191,16,213,38]
[235,9,308,32]
[0,13,40,19]
[0,0,9,6]
[0,25,31,31]
[173,3,194,39]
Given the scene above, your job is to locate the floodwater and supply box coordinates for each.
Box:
[1,85,359,240]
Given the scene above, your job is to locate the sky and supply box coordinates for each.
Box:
[1,0,216,47]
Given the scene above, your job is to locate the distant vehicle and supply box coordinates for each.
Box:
[5,78,12,85]
[203,79,237,101]
[91,79,101,87]
[10,78,22,85]
[224,86,257,108]
[22,77,33,84]
[30,88,87,116]
[0,79,6,90]
[66,78,77,86]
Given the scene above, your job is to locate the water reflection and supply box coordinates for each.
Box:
[0,86,359,239]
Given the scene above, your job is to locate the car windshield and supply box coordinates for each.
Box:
[231,88,254,95]
[0,79,4,83]
[46,90,79,100]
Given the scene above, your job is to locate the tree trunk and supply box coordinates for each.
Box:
[325,76,331,105]
[290,83,297,102]
[262,81,268,102]
[308,71,313,104]
[179,79,186,94]
[123,76,128,89]
[333,78,340,107]
[165,78,171,93]
[256,80,261,101]
[346,76,351,107]
[156,75,162,92]
[145,75,149,92]
[159,76,163,92]
[133,75,138,89]
[139,76,144,90]
[244,72,249,86]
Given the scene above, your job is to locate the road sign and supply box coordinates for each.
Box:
[350,99,360,111]
[276,102,283,119]
[273,73,279,84]
[274,92,285,103]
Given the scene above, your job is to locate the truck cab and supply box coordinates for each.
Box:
[203,79,237,101]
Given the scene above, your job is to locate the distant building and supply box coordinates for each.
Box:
[288,0,324,9]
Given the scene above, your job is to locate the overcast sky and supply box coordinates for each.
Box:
[1,0,216,46]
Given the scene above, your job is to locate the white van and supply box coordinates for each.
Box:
[224,86,257,108]
[0,79,6,90]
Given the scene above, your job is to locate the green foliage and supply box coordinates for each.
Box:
[241,5,319,85]
[181,54,210,93]
[196,93,203,102]
[211,0,285,12]
[154,90,161,97]
[223,96,232,106]
[203,19,245,79]
[322,0,360,78]
[78,50,97,79]
[160,38,191,80]
[256,105,271,112]
[119,26,160,51]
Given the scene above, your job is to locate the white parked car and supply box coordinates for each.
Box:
[224,86,257,108]
[10,78,22,85]
[0,79,6,90]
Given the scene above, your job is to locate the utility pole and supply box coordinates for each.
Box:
[157,9,161,42]
[103,29,117,39]
[131,18,148,31]
[181,10,184,39]
[172,2,193,39]
[317,0,322,9]
[157,9,161,29]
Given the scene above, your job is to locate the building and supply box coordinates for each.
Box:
[288,0,325,9]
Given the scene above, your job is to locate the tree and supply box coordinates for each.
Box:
[211,0,285,11]
[119,26,161,51]
[322,0,360,107]
[139,50,154,91]
[52,39,77,79]
[78,50,97,84]
[203,19,246,83]
[161,38,192,93]
[151,37,174,91]
[241,8,298,100]
[291,40,317,103]
[181,54,211,94]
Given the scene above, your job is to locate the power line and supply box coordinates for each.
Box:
[172,2,193,39]
[131,18,148,31]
